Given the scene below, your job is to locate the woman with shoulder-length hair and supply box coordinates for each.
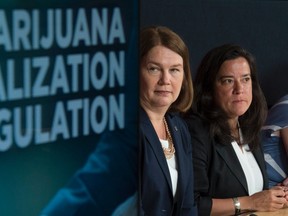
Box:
[193,43,266,150]
[140,26,197,215]
[185,43,288,216]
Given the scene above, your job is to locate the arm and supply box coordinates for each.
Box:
[185,114,213,215]
[211,198,237,216]
[211,187,287,216]
[280,127,288,186]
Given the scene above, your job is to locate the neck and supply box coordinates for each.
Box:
[148,114,167,140]
[141,103,169,120]
[228,118,239,131]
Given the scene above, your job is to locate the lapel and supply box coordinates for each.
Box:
[215,143,249,193]
[215,141,268,193]
[252,146,269,189]
[166,114,188,199]
[140,109,173,193]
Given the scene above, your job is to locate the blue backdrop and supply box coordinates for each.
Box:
[0,1,139,215]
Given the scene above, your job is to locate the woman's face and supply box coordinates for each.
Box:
[140,45,184,111]
[214,57,252,119]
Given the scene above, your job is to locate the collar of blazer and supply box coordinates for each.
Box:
[140,108,188,197]
[215,142,267,194]
[215,143,249,193]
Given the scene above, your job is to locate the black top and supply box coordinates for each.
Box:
[185,113,268,216]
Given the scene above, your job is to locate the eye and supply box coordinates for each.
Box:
[170,68,180,74]
[220,78,234,85]
[242,76,251,83]
[147,66,161,74]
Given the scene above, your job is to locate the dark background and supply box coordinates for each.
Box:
[141,0,288,107]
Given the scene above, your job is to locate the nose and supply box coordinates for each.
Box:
[233,80,243,94]
[158,70,170,85]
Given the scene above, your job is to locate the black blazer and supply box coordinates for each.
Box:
[140,108,198,216]
[185,113,268,216]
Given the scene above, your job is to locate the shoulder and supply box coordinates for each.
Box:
[270,94,288,111]
[166,112,186,126]
[166,112,194,133]
[184,112,213,151]
[166,112,191,139]
[264,95,288,127]
[184,112,210,133]
[280,94,288,102]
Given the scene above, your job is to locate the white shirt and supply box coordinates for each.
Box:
[160,139,178,197]
[232,141,263,195]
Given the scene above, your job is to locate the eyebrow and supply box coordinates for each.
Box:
[218,73,251,79]
[171,63,183,67]
[147,62,183,68]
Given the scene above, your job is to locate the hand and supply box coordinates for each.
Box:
[250,186,287,212]
[283,186,288,202]
[282,177,288,187]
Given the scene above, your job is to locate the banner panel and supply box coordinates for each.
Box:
[0,1,138,215]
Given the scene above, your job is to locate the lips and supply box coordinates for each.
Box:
[155,90,172,95]
[232,98,245,103]
[155,90,171,93]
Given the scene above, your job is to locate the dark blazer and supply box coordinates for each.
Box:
[140,108,198,216]
[185,113,268,216]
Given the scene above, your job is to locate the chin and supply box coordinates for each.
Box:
[237,110,248,117]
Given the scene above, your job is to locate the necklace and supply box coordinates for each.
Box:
[163,118,176,159]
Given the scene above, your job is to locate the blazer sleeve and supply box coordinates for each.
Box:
[185,113,213,216]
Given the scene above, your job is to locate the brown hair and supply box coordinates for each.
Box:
[140,26,193,113]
